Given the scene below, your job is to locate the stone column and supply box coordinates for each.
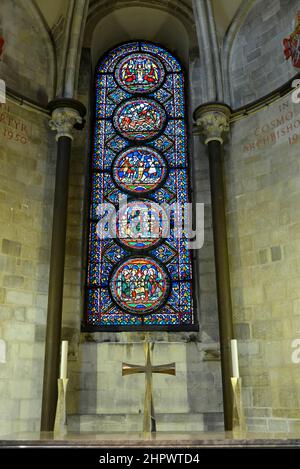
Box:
[41,99,86,432]
[194,103,234,431]
[192,0,216,101]
[192,0,224,101]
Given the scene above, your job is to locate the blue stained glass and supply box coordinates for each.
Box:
[150,243,176,263]
[104,243,127,263]
[143,313,180,325]
[151,187,176,205]
[97,42,140,73]
[86,41,194,329]
[108,88,131,104]
[106,135,128,153]
[158,74,185,118]
[100,313,142,326]
[151,88,172,103]
[140,42,182,72]
[149,134,174,152]
[93,148,116,170]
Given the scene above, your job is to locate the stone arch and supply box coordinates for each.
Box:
[84,3,196,70]
[29,0,56,99]
[222,0,256,106]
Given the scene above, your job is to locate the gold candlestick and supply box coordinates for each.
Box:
[54,378,69,435]
[231,377,247,437]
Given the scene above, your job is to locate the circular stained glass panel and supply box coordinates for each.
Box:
[116,199,167,250]
[112,147,167,194]
[115,53,165,94]
[109,257,170,314]
[113,98,166,141]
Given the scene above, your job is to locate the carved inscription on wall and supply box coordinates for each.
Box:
[0,103,30,144]
[243,100,300,153]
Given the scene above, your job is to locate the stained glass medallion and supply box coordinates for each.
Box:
[109,257,170,314]
[115,199,167,250]
[115,52,165,93]
[113,98,166,141]
[112,147,167,194]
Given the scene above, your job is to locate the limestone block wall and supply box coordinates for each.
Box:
[0,101,55,436]
[192,136,219,344]
[0,0,55,104]
[227,92,300,432]
[229,0,300,108]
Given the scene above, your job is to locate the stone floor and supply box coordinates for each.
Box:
[1,431,300,447]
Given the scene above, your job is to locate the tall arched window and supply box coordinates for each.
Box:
[84,42,197,331]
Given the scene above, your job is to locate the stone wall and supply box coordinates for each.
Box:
[227,92,300,432]
[0,100,55,436]
[229,0,300,108]
[0,0,54,104]
[68,340,223,433]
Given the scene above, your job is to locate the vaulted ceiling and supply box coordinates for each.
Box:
[35,0,68,28]
[35,0,243,39]
[212,0,243,38]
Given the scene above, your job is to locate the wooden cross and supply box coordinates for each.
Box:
[122,337,176,433]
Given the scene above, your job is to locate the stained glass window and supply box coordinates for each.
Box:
[85,41,196,330]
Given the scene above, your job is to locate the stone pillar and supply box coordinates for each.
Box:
[194,103,234,431]
[41,99,86,432]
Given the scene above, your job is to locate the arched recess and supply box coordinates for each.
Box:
[84,5,194,69]
[222,0,256,106]
[62,2,208,338]
[30,0,56,100]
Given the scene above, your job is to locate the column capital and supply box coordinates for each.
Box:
[193,103,231,145]
[48,98,86,141]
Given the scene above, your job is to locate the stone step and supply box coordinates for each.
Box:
[68,413,205,433]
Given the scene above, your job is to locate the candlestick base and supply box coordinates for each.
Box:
[231,377,247,437]
[54,378,68,435]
